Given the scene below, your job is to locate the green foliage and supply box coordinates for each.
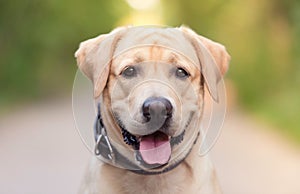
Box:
[162,0,300,141]
[0,0,299,140]
[0,0,129,105]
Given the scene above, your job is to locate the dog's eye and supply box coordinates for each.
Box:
[121,66,137,78]
[175,68,190,79]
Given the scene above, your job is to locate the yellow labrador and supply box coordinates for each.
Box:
[75,26,230,194]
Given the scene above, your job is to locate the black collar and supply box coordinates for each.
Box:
[94,104,200,175]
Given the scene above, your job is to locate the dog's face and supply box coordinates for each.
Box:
[110,46,202,138]
[109,46,202,168]
[75,26,230,172]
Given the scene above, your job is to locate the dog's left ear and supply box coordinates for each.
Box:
[179,26,231,102]
[75,27,127,98]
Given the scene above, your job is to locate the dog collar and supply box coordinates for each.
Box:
[94,104,200,175]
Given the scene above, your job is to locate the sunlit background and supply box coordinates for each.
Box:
[0,0,300,193]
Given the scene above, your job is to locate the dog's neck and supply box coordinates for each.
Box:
[80,103,222,193]
[93,103,200,175]
[90,137,220,194]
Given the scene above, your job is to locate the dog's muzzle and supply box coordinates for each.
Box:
[94,103,199,175]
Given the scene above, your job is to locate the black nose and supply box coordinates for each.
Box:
[142,97,173,122]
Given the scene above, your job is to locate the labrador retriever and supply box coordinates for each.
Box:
[75,26,230,194]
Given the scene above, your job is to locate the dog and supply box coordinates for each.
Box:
[75,26,230,194]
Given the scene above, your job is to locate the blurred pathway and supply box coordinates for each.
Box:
[0,99,90,194]
[0,99,300,194]
[211,110,300,194]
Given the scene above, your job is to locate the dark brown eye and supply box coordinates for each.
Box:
[122,66,137,78]
[175,68,190,79]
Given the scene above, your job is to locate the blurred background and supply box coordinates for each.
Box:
[0,0,299,193]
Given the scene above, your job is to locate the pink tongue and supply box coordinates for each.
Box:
[139,132,171,165]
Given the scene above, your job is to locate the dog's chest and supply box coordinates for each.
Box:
[121,173,188,194]
[116,164,193,194]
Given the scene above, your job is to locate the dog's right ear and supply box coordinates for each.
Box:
[75,27,126,98]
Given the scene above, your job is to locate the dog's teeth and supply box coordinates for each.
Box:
[123,136,133,145]
[124,137,130,144]
[121,128,139,147]
[129,136,136,143]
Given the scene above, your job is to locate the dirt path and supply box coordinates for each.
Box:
[0,99,299,194]
[211,110,300,194]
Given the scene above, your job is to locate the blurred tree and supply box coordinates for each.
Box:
[0,0,299,140]
[162,0,300,140]
[0,0,129,105]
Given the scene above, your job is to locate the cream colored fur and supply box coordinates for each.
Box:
[75,26,230,194]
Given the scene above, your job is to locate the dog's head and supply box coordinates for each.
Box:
[75,26,230,172]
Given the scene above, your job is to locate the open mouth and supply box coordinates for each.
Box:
[139,131,171,165]
[121,127,186,168]
[121,128,171,165]
[117,113,192,168]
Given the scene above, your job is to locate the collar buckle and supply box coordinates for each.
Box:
[94,104,115,164]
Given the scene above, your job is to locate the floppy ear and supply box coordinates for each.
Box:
[179,26,231,102]
[75,27,126,98]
